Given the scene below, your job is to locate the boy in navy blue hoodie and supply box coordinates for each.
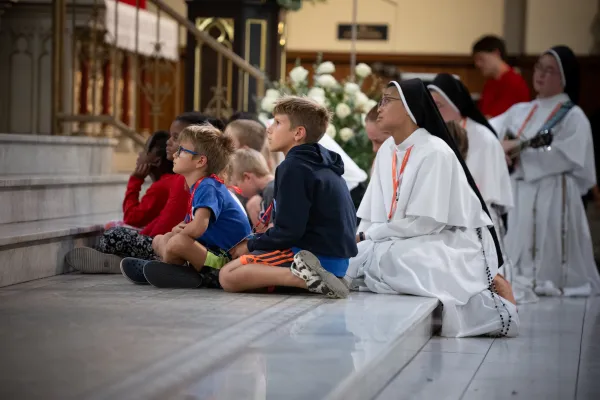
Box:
[220,96,358,298]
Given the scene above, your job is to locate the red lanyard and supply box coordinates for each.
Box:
[388,145,413,221]
[516,103,562,138]
[228,185,242,195]
[254,201,274,232]
[186,174,224,221]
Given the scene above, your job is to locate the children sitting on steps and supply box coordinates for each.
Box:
[219,96,358,299]
[230,148,275,228]
[63,113,220,274]
[120,124,251,288]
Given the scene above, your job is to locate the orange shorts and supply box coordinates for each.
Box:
[239,249,294,267]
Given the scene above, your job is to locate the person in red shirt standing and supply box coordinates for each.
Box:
[472,35,530,118]
[64,112,224,274]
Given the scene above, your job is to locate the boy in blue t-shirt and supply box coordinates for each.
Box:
[219,96,358,299]
[120,124,251,288]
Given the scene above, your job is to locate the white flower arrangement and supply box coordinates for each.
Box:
[257,55,379,172]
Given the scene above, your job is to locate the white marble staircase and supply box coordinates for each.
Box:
[0,134,126,287]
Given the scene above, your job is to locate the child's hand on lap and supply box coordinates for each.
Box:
[230,240,249,259]
[171,222,186,234]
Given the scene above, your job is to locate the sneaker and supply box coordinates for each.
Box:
[291,250,349,299]
[65,247,122,274]
[120,257,150,284]
[143,261,205,289]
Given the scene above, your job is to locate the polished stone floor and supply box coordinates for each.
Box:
[0,274,598,400]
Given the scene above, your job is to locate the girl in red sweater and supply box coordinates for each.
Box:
[65,113,224,274]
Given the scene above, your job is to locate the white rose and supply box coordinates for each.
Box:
[344,82,360,95]
[265,88,280,99]
[354,92,369,111]
[335,103,352,119]
[361,113,367,126]
[289,66,309,84]
[316,74,337,89]
[355,63,372,78]
[261,96,277,113]
[311,95,326,106]
[325,124,337,139]
[258,113,270,126]
[365,99,379,111]
[339,127,354,142]
[308,87,325,100]
[316,61,335,75]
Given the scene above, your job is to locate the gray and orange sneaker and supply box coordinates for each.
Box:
[291,250,349,299]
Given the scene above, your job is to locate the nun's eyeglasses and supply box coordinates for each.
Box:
[378,96,402,108]
[534,63,559,76]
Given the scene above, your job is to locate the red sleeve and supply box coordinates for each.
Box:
[479,72,531,118]
[123,176,168,228]
[141,175,190,237]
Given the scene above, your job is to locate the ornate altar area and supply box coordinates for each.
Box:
[184,0,286,117]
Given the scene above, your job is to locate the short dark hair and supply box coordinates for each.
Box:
[472,35,507,61]
[273,96,331,143]
[175,112,225,131]
[365,105,379,123]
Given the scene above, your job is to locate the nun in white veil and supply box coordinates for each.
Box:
[491,45,600,298]
[427,74,515,281]
[347,79,519,338]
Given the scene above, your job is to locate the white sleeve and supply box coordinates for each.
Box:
[366,216,446,241]
[319,134,368,190]
[521,109,593,188]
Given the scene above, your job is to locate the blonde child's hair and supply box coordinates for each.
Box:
[231,148,271,181]
[226,119,267,152]
[179,123,236,175]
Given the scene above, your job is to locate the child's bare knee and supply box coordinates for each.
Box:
[152,235,163,252]
[165,234,189,257]
[219,260,243,292]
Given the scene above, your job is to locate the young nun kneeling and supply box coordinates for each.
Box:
[428,74,514,280]
[347,79,519,338]
[491,46,600,297]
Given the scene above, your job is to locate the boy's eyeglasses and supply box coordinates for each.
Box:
[175,146,198,157]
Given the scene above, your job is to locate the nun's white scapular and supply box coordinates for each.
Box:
[347,79,519,338]
[266,119,368,191]
[490,46,600,297]
[428,75,514,268]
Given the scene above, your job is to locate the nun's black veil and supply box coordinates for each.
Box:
[388,79,503,267]
[544,45,580,104]
[428,73,498,137]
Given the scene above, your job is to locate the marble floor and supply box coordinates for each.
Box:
[0,274,598,400]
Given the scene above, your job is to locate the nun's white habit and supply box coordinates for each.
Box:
[347,79,519,337]
[428,74,514,277]
[490,46,600,297]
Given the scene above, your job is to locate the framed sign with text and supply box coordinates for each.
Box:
[337,24,388,41]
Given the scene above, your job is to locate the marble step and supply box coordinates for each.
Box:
[86,291,439,400]
[0,133,117,176]
[0,274,440,399]
[0,174,129,224]
[0,212,120,287]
